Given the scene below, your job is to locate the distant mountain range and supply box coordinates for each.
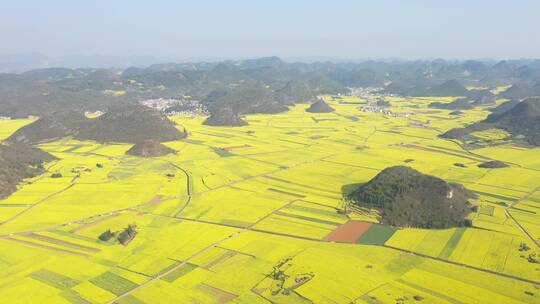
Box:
[441,98,540,146]
[0,53,171,73]
[1,56,540,121]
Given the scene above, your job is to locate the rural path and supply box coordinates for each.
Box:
[135,208,540,287]
[0,182,76,227]
[165,162,192,216]
[381,244,540,286]
[505,184,540,249]
[171,152,336,217]
[3,144,539,299]
[2,194,539,291]
[105,229,247,304]
[105,194,298,303]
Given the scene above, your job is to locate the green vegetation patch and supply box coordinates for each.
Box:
[62,145,85,153]
[359,294,384,304]
[89,271,138,295]
[396,279,462,304]
[356,224,397,245]
[212,147,235,157]
[30,269,80,290]
[510,206,536,214]
[161,263,198,283]
[478,205,495,216]
[219,219,252,228]
[471,190,518,203]
[50,230,112,246]
[284,204,345,220]
[274,211,342,226]
[182,139,205,145]
[115,295,146,304]
[438,228,466,260]
[59,289,91,304]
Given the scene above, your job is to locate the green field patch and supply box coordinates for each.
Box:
[437,228,466,260]
[395,279,462,304]
[218,219,253,227]
[59,289,91,304]
[478,205,495,216]
[359,294,384,304]
[379,130,433,140]
[197,131,234,138]
[274,211,341,226]
[115,295,146,304]
[284,203,344,220]
[30,269,80,290]
[62,145,86,153]
[427,145,490,160]
[402,144,482,161]
[262,175,291,184]
[356,224,397,245]
[267,188,305,198]
[0,204,33,207]
[509,206,536,214]
[279,138,310,146]
[89,271,138,295]
[161,263,198,283]
[26,233,100,253]
[50,229,113,246]
[205,250,237,269]
[522,202,540,210]
[182,139,205,144]
[197,284,237,303]
[212,147,235,157]
[343,115,360,121]
[471,190,518,203]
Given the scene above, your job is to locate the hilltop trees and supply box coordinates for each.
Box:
[347,166,475,229]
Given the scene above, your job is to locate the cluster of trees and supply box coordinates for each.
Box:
[347,166,475,229]
[8,104,185,145]
[0,142,56,198]
[98,224,138,245]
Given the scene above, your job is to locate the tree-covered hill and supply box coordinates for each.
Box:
[0,142,56,198]
[347,166,475,229]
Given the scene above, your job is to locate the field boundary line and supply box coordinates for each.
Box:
[505,185,540,249]
[3,237,90,257]
[382,244,540,286]
[105,230,246,304]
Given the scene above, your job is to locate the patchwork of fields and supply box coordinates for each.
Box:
[0,96,539,303]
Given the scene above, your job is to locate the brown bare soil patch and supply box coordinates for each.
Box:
[324,221,372,243]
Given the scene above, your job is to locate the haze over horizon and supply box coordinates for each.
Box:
[1,0,539,67]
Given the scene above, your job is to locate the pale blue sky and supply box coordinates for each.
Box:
[1,0,539,60]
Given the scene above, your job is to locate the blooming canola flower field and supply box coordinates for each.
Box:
[0,96,539,304]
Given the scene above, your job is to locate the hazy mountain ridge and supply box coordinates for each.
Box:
[2,57,540,119]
